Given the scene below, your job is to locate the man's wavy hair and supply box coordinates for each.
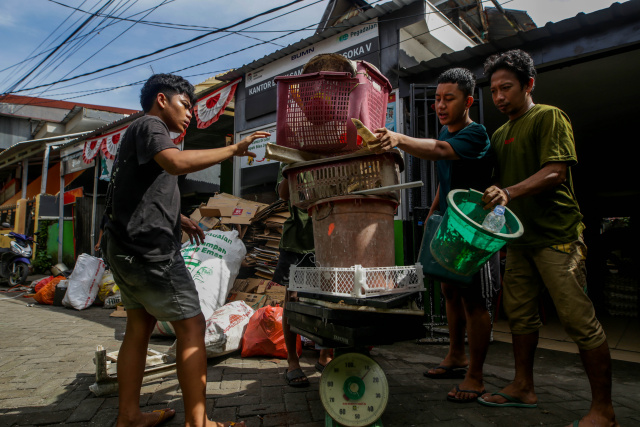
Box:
[437,68,476,98]
[483,49,536,90]
[139,73,196,112]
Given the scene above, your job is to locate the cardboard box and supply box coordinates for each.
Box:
[264,285,286,307]
[199,193,268,225]
[199,216,219,231]
[200,200,237,218]
[227,292,267,310]
[222,202,267,225]
[231,278,249,293]
[245,278,270,294]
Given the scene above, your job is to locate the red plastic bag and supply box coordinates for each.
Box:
[33,276,54,293]
[240,305,302,358]
[33,276,65,305]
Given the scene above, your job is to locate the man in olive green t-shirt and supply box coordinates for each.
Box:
[478,50,617,427]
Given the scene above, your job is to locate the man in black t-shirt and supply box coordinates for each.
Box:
[106,74,268,427]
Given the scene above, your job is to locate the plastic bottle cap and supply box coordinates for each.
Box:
[494,205,506,215]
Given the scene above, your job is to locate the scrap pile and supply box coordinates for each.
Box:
[183,193,290,308]
[243,201,289,280]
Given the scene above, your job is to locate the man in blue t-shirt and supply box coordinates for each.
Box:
[376,68,499,403]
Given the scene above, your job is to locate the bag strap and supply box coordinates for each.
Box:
[103,152,120,220]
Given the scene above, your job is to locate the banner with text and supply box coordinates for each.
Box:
[244,19,379,120]
[238,125,277,169]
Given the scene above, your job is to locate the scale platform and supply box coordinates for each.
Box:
[285,299,425,348]
[286,297,426,426]
[295,290,417,309]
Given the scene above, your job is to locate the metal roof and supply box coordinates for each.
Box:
[219,0,419,81]
[0,94,138,116]
[396,0,640,78]
[54,111,144,153]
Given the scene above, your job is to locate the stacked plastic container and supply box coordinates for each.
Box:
[277,60,424,298]
[275,61,391,154]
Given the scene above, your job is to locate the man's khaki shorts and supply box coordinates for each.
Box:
[502,236,606,351]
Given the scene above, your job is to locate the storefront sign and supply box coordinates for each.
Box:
[244,19,380,119]
[238,125,277,169]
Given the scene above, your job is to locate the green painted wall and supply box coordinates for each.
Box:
[46,221,75,268]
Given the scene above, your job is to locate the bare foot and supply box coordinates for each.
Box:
[117,408,175,427]
[318,349,332,367]
[426,353,469,376]
[209,422,246,427]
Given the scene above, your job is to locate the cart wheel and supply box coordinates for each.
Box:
[319,352,388,427]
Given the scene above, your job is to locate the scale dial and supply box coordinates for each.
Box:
[319,353,388,426]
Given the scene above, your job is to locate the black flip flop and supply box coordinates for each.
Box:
[446,385,486,403]
[423,365,468,379]
[315,362,327,373]
[284,368,310,388]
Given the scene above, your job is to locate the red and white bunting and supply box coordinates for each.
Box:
[83,126,128,163]
[193,78,240,129]
[82,138,102,164]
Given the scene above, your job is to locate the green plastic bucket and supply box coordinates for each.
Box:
[430,189,524,276]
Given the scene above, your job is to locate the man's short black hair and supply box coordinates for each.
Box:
[139,73,196,112]
[437,68,476,98]
[483,49,536,89]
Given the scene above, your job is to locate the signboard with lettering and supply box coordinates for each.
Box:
[238,125,277,169]
[244,19,380,120]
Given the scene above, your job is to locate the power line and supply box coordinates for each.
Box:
[55,0,490,103]
[11,0,512,101]
[5,0,144,119]
[5,0,116,94]
[32,0,327,95]
[23,0,138,90]
[3,0,306,95]
[0,0,179,75]
[0,0,93,88]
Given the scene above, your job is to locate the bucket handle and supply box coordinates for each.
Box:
[314,202,334,221]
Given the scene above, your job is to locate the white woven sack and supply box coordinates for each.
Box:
[152,229,246,337]
[168,300,254,358]
[62,254,105,310]
[181,229,246,319]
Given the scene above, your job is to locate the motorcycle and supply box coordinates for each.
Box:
[0,222,33,286]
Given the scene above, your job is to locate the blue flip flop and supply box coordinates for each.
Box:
[477,392,537,408]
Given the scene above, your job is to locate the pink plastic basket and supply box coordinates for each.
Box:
[275,61,392,154]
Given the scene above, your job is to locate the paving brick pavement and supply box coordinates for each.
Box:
[1,287,639,427]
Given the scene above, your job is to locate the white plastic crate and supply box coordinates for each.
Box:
[289,264,425,298]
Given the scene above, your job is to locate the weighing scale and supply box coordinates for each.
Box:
[286,293,425,427]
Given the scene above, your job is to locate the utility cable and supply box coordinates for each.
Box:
[23,0,137,90]
[0,0,91,88]
[5,0,142,118]
[5,0,115,94]
[12,0,510,101]
[3,0,306,95]
[39,0,327,94]
[0,0,177,75]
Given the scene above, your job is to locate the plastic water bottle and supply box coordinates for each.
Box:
[482,205,506,233]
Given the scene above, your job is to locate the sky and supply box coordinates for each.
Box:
[0,0,624,111]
